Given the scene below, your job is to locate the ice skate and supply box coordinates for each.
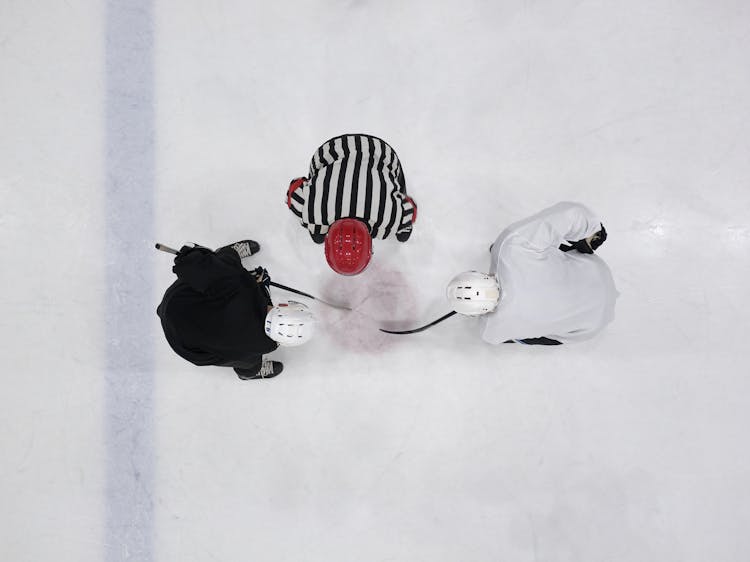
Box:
[217,240,260,258]
[234,360,283,380]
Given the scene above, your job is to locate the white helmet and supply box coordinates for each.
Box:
[446,271,500,316]
[264,301,316,346]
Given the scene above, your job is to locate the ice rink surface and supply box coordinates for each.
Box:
[2,1,750,561]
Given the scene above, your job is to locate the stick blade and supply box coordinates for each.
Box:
[379,311,457,335]
[379,327,427,335]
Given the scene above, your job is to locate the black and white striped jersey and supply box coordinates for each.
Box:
[288,134,415,240]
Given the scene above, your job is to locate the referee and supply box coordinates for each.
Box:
[287,133,418,274]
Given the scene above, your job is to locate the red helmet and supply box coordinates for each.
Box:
[324,219,373,275]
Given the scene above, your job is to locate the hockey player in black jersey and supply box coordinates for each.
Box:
[156,241,314,380]
[287,134,418,275]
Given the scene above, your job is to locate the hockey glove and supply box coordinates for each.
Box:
[567,238,594,254]
[251,267,273,306]
[251,266,271,287]
[589,223,607,251]
[559,223,607,254]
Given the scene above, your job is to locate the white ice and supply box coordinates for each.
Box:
[2,1,750,561]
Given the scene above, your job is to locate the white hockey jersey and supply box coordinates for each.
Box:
[480,202,618,344]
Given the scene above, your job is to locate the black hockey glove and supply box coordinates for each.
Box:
[251,267,271,288]
[589,223,607,251]
[559,223,607,254]
[250,267,273,306]
[565,238,594,254]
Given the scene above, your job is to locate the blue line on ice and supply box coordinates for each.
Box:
[105,2,155,560]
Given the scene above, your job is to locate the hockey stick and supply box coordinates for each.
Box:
[267,281,351,311]
[379,310,457,335]
[155,243,179,254]
[154,242,351,310]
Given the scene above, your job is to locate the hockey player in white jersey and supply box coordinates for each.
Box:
[287,133,417,275]
[446,202,617,345]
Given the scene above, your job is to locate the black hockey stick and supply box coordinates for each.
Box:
[154,243,351,310]
[267,282,351,311]
[155,243,179,254]
[379,310,457,335]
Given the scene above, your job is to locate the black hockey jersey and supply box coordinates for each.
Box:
[157,247,277,367]
[288,134,415,239]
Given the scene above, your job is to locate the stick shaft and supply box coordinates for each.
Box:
[268,281,314,300]
[270,281,351,311]
[379,311,457,335]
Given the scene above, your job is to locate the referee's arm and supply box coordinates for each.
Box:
[287,177,306,219]
[395,194,417,240]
